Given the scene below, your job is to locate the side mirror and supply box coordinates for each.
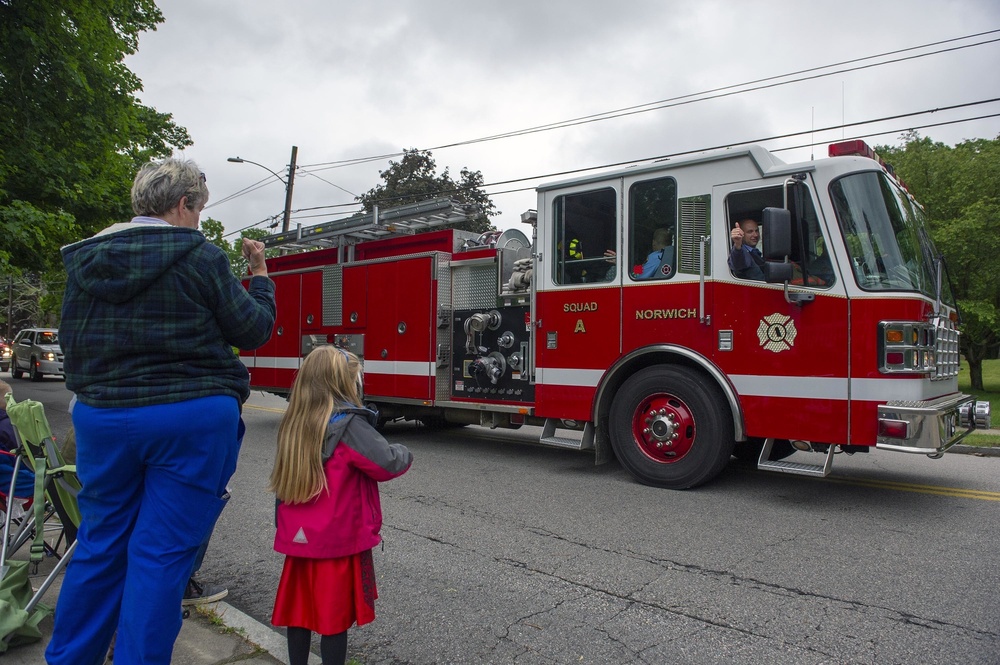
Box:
[761,207,791,260]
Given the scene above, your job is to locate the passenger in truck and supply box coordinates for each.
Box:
[559,236,587,283]
[603,228,673,281]
[632,228,674,279]
[728,218,765,280]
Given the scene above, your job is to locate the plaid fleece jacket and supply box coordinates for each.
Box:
[60,220,276,408]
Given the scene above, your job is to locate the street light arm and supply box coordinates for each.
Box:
[227,156,287,184]
[229,146,297,234]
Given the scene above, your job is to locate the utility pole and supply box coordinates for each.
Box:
[282,145,298,233]
[6,276,12,340]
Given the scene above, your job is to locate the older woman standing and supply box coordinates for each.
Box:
[46,158,276,665]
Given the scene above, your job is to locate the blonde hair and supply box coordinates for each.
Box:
[269,345,364,503]
[0,379,10,410]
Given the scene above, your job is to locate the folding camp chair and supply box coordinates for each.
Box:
[1,449,41,557]
[0,394,81,626]
[2,445,68,563]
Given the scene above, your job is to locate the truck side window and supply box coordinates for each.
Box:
[552,188,617,285]
[627,177,677,280]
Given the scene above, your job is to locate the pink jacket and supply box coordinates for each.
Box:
[274,409,412,559]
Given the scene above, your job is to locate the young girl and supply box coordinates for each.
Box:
[270,345,412,665]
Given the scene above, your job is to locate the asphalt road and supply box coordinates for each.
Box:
[11,378,1000,664]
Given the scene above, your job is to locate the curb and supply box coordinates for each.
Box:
[209,602,321,665]
[949,444,1000,457]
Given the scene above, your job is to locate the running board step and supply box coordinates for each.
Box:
[757,439,835,477]
[539,419,595,450]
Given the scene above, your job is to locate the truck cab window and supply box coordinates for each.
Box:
[831,172,935,295]
[726,184,835,287]
[627,177,677,280]
[553,188,617,285]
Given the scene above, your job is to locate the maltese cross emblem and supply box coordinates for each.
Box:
[757,313,797,353]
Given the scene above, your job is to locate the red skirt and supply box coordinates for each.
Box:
[272,549,377,635]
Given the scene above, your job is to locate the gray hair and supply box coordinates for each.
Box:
[131,158,210,216]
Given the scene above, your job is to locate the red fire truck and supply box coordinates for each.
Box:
[241,140,991,489]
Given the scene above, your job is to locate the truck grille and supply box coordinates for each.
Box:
[931,315,960,380]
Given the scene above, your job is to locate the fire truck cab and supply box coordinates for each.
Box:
[242,141,990,489]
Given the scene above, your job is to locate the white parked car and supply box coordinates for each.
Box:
[10,328,64,381]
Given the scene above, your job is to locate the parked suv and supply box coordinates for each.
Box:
[10,328,64,381]
[0,338,10,373]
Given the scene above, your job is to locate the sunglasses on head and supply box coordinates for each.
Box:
[199,172,207,183]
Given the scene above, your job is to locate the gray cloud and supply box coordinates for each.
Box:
[126,0,1000,236]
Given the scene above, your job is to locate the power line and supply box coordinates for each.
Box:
[297,29,1000,172]
[426,35,1000,151]
[290,100,1000,215]
[214,29,999,215]
[205,174,278,209]
[220,104,999,240]
[477,100,1000,192]
[297,170,357,197]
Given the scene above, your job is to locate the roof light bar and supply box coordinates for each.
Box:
[829,139,911,192]
[828,139,876,160]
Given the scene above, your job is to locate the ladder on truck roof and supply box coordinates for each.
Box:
[261,198,480,250]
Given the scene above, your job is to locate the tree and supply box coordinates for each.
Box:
[877,132,1000,390]
[0,273,56,340]
[201,218,273,278]
[0,1,191,278]
[356,149,497,234]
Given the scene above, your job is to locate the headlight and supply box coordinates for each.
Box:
[42,352,56,361]
[878,321,935,374]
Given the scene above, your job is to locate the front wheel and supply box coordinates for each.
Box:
[609,365,734,489]
[29,358,42,381]
[11,358,22,379]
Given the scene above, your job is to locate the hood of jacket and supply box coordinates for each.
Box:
[321,405,381,460]
[62,222,204,304]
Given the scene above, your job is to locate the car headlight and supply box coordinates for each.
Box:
[42,352,56,361]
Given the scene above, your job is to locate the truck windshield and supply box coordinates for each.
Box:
[830,171,949,301]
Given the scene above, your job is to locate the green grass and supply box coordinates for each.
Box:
[959,433,999,448]
[958,358,1000,446]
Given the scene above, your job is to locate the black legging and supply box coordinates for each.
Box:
[287,626,347,665]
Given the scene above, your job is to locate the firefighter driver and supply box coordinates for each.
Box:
[729,218,765,280]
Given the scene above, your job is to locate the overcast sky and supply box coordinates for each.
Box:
[125,1,1000,239]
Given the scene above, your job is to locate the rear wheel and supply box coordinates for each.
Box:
[29,358,42,381]
[609,365,734,489]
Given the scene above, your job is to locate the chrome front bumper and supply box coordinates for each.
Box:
[876,393,991,455]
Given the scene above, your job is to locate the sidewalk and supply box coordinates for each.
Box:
[4,544,320,665]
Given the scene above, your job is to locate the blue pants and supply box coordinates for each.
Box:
[0,453,35,497]
[45,396,242,665]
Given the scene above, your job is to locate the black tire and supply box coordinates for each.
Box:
[11,359,22,379]
[609,365,734,489]
[29,358,42,382]
[732,437,795,466]
[419,416,467,430]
